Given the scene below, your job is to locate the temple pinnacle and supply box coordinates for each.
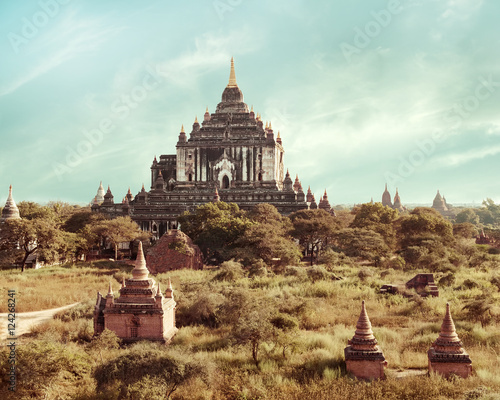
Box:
[227,57,238,88]
[131,242,149,280]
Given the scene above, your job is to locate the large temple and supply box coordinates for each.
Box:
[92,58,318,237]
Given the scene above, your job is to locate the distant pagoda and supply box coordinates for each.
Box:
[428,303,472,378]
[344,301,387,380]
[94,242,177,343]
[1,185,21,222]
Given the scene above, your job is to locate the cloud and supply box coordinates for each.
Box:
[435,144,500,167]
[0,10,125,97]
[156,30,262,88]
[439,0,483,20]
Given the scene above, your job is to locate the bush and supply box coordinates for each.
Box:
[54,300,94,322]
[213,260,244,282]
[438,273,455,287]
[248,259,268,278]
[284,266,307,279]
[357,267,373,281]
[307,265,329,282]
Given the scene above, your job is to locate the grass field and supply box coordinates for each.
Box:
[1,260,500,399]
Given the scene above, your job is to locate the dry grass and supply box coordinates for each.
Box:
[1,260,500,399]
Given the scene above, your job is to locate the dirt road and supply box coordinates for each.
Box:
[0,302,80,342]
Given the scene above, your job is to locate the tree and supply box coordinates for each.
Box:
[178,202,253,263]
[93,216,148,260]
[234,203,301,266]
[455,209,480,225]
[223,289,275,367]
[453,222,478,239]
[289,209,339,265]
[350,202,398,249]
[335,227,390,262]
[94,349,210,399]
[398,207,454,248]
[1,218,66,271]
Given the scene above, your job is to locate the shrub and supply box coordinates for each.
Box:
[54,300,94,322]
[307,265,329,282]
[284,266,307,279]
[213,260,244,282]
[438,273,455,287]
[248,259,268,278]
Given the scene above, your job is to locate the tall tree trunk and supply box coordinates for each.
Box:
[114,244,118,260]
[21,249,34,273]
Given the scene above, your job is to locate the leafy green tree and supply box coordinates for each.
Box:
[95,349,211,399]
[178,202,253,263]
[398,207,454,248]
[335,228,390,262]
[93,216,148,260]
[289,209,339,265]
[232,203,301,266]
[350,202,398,248]
[453,222,478,239]
[455,209,480,225]
[482,199,500,225]
[0,218,66,271]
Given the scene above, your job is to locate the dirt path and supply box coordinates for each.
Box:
[0,302,81,342]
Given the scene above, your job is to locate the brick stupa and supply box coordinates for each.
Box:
[428,303,472,378]
[344,301,387,380]
[94,242,177,343]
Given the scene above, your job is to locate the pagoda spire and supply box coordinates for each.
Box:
[352,301,376,343]
[345,301,387,379]
[131,242,149,280]
[227,57,238,88]
[107,281,113,296]
[1,185,21,221]
[428,303,472,378]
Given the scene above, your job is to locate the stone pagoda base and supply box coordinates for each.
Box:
[428,351,472,379]
[345,347,387,380]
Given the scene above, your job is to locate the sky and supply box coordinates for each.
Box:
[0,0,499,207]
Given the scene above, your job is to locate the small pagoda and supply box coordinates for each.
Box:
[344,301,387,380]
[94,242,177,343]
[428,303,472,378]
[1,185,21,222]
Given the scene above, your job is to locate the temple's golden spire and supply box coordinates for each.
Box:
[194,116,198,123]
[227,57,238,88]
[251,105,254,112]
[181,124,185,133]
[265,121,269,129]
[205,106,209,113]
[277,131,281,139]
